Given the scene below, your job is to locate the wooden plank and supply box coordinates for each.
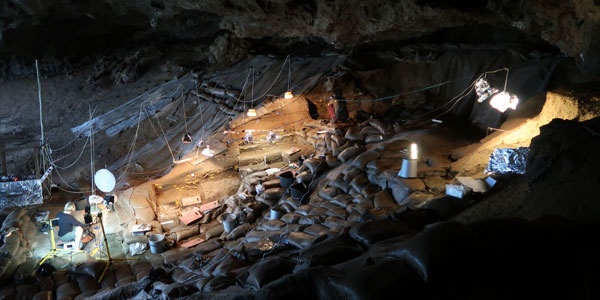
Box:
[180,237,204,248]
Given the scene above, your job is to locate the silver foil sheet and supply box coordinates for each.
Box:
[0,179,43,209]
[484,147,529,175]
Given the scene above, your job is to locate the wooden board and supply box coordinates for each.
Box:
[181,237,205,248]
[181,195,202,207]
[199,200,220,213]
[179,210,203,225]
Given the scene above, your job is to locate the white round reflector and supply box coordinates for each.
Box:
[94,169,116,193]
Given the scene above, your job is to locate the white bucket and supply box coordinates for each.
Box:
[222,213,237,233]
[148,234,165,254]
[398,159,418,178]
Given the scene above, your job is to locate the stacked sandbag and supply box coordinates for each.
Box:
[0,208,39,282]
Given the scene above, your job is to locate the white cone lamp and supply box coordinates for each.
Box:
[399,143,418,178]
[247,108,257,117]
[284,91,293,99]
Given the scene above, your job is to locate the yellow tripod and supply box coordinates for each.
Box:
[95,211,137,284]
[38,218,83,267]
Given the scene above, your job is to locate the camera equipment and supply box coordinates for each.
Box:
[84,205,93,225]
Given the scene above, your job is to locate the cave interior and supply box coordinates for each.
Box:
[1,1,600,299]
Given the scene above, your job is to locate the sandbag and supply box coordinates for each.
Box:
[245,230,284,243]
[244,238,282,259]
[368,119,390,136]
[258,220,286,231]
[365,134,385,144]
[226,223,253,240]
[212,255,246,277]
[194,239,223,256]
[15,283,38,300]
[331,135,345,146]
[308,196,327,208]
[373,190,398,210]
[295,205,313,216]
[264,187,285,200]
[343,167,362,182]
[76,275,99,294]
[318,186,341,201]
[71,261,107,280]
[56,281,80,299]
[163,248,194,265]
[303,224,330,236]
[205,224,224,240]
[245,257,296,289]
[350,174,369,194]
[387,221,480,282]
[331,141,340,157]
[163,282,198,298]
[74,290,97,300]
[203,276,234,292]
[32,290,53,300]
[325,204,348,219]
[52,271,70,287]
[329,258,426,300]
[349,220,414,247]
[338,145,362,163]
[295,171,313,184]
[1,207,25,232]
[303,158,324,175]
[345,127,364,141]
[0,231,20,258]
[355,199,374,213]
[298,234,363,268]
[308,206,327,216]
[323,217,346,228]
[280,213,300,224]
[325,134,333,152]
[298,215,322,225]
[326,154,341,168]
[359,126,381,136]
[329,177,350,194]
[286,231,326,249]
[171,268,197,283]
[331,194,354,208]
[131,261,152,277]
[262,179,281,189]
[37,276,55,291]
[112,263,134,282]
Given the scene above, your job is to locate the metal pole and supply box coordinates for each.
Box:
[35,60,47,174]
[90,106,95,195]
[35,60,44,145]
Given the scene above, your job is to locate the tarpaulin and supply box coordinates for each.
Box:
[484,147,529,175]
[0,179,42,209]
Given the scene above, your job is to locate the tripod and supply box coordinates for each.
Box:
[95,211,137,284]
[38,218,83,267]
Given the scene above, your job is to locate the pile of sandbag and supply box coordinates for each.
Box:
[0,207,38,282]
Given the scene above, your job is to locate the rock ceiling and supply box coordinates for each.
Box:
[1,0,599,73]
